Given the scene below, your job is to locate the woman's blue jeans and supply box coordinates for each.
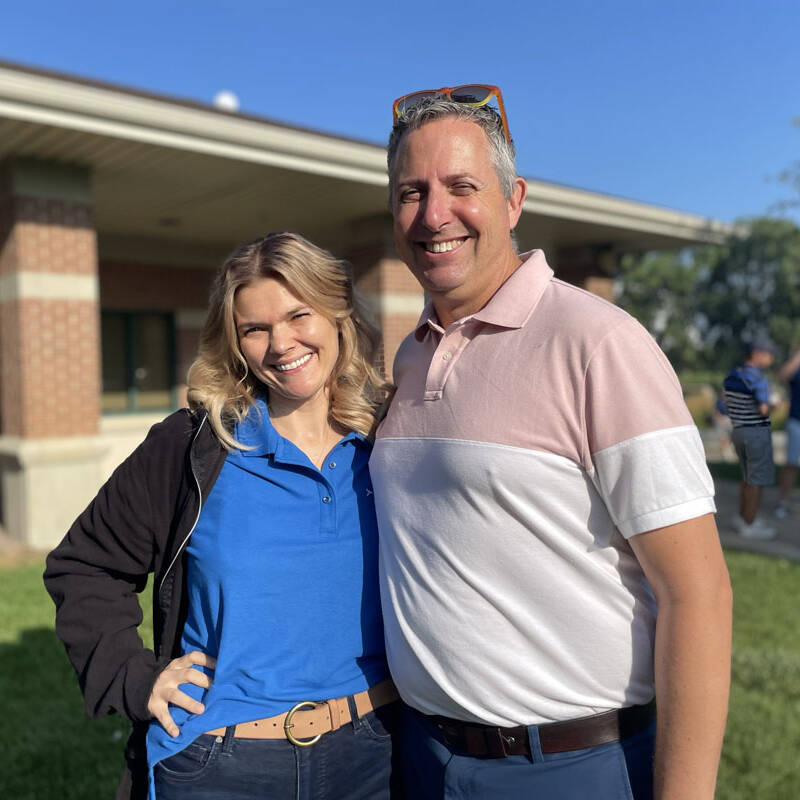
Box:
[153,700,396,800]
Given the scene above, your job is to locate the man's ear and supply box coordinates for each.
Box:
[507,176,527,230]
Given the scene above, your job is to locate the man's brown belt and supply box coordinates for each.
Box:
[205,679,398,745]
[428,700,656,758]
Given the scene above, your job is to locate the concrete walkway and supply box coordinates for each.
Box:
[714,478,800,561]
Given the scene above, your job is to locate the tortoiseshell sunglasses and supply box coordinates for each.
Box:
[392,84,511,143]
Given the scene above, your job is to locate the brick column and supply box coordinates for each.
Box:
[346,223,425,381]
[0,158,104,548]
[552,246,618,303]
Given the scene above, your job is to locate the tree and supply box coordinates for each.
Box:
[697,217,800,369]
[616,249,705,371]
[617,217,800,374]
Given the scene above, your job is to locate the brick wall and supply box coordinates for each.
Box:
[348,246,424,380]
[1,299,99,436]
[100,260,213,310]
[0,185,100,438]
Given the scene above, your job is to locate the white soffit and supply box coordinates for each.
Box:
[0,63,389,187]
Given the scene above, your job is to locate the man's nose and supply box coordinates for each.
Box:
[419,187,452,232]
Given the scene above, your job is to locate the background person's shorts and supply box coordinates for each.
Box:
[786,417,800,466]
[732,425,775,485]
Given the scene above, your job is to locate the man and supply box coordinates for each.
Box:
[774,345,800,519]
[370,87,732,799]
[723,339,777,538]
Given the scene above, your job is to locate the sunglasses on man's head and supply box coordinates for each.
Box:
[391,84,511,143]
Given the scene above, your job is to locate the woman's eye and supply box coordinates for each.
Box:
[292,312,310,320]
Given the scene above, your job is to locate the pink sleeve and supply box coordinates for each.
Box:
[583,317,692,457]
[583,317,714,537]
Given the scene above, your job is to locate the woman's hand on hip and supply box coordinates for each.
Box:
[147,651,217,737]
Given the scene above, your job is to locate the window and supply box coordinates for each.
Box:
[101,311,176,412]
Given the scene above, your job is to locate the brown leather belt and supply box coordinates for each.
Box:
[206,679,398,745]
[428,700,656,758]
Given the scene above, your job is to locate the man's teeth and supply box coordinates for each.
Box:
[275,353,312,371]
[425,239,465,253]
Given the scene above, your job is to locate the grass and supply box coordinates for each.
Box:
[718,552,800,799]
[1,552,798,799]
[0,562,152,799]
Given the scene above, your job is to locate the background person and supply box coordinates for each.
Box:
[723,338,777,538]
[45,232,396,800]
[371,87,731,800]
[775,345,800,518]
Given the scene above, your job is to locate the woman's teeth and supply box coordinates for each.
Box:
[275,353,312,371]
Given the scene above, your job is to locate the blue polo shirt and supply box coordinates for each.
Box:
[146,398,388,784]
[723,364,771,427]
[790,370,800,421]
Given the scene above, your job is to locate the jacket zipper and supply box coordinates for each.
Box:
[158,413,208,597]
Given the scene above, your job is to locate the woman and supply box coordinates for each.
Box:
[44,232,395,800]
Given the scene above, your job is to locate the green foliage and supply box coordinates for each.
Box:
[699,218,800,368]
[618,217,800,374]
[618,249,705,371]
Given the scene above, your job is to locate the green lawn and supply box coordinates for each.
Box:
[1,552,798,799]
[0,561,152,799]
[718,553,800,799]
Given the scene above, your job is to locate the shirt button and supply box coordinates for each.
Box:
[322,496,331,503]
[442,352,452,361]
[328,461,336,469]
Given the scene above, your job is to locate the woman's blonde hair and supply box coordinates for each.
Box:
[187,232,391,449]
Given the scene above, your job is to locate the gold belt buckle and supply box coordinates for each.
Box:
[284,701,323,747]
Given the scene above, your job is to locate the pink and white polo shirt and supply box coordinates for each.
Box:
[371,250,715,726]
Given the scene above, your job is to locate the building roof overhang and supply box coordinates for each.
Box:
[0,59,732,262]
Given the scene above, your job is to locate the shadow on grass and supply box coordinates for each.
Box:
[0,627,128,800]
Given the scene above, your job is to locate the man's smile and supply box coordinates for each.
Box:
[419,237,469,254]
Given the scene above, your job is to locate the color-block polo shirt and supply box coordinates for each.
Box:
[371,250,716,727]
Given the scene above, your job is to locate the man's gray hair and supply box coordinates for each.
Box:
[387,98,518,205]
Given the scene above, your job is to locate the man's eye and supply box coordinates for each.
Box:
[452,184,474,194]
[401,189,421,202]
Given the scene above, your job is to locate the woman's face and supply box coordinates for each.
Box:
[234,277,340,414]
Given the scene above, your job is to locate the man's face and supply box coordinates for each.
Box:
[752,349,774,369]
[390,117,525,322]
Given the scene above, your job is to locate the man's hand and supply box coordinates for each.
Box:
[147,651,217,737]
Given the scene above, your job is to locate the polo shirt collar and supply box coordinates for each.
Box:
[235,395,367,460]
[235,397,280,457]
[413,249,554,340]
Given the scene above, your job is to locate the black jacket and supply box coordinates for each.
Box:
[44,408,228,799]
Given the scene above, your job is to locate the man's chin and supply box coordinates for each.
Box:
[416,262,469,292]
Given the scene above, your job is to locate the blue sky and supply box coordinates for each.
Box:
[2,0,798,223]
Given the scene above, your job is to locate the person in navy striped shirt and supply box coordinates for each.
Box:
[723,339,777,538]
